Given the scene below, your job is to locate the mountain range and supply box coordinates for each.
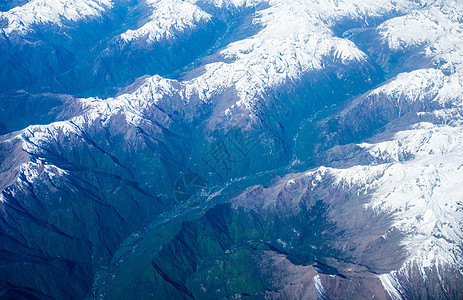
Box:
[0,0,462,298]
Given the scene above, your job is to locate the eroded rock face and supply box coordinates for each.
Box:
[1,0,463,299]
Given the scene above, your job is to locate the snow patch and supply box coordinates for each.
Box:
[379,272,403,300]
[313,274,327,299]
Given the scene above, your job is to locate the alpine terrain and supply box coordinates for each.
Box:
[0,0,462,299]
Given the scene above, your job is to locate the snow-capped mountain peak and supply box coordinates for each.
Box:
[0,0,112,35]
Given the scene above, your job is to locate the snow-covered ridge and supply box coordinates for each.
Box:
[233,106,463,284]
[367,68,463,109]
[88,0,413,116]
[120,0,211,44]
[367,134,463,260]
[6,0,461,175]
[4,0,461,188]
[111,0,440,112]
[324,97,463,294]
[288,118,463,293]
[378,1,463,71]
[320,59,463,271]
[0,0,112,35]
[138,0,408,107]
